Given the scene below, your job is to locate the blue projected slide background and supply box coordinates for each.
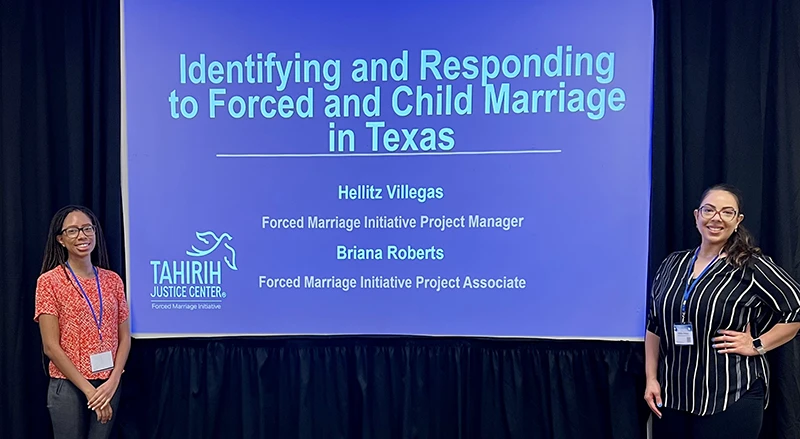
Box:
[123,0,654,338]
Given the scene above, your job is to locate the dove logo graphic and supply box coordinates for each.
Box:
[149,231,239,304]
[186,231,238,270]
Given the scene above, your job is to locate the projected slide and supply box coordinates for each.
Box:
[123,0,653,338]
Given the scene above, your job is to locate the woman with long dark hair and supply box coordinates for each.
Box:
[644,184,800,438]
[35,205,131,439]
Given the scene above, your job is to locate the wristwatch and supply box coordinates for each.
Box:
[753,338,767,355]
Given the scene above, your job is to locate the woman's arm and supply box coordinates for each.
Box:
[758,322,800,352]
[644,330,663,417]
[110,318,131,382]
[87,318,130,411]
[715,254,800,355]
[714,322,799,356]
[39,315,96,397]
[644,255,672,417]
[645,330,660,381]
[725,255,800,355]
[88,273,132,410]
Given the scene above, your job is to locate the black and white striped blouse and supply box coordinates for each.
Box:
[647,249,800,416]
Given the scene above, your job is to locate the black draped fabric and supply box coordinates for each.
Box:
[1,0,799,438]
[115,338,647,439]
[651,0,800,438]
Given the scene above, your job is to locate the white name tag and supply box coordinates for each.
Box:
[90,351,114,373]
[674,324,694,346]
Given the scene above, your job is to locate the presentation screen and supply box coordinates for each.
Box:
[122,0,654,339]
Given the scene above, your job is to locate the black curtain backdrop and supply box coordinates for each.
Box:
[1,1,798,439]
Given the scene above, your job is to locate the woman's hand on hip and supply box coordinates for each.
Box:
[713,323,758,356]
[644,378,662,418]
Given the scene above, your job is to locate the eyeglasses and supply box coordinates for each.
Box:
[699,205,738,222]
[60,225,96,238]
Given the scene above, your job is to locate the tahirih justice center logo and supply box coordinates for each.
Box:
[150,231,238,301]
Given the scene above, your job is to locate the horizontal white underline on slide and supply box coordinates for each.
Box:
[215,149,563,158]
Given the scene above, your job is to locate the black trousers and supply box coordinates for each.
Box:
[47,378,122,439]
[652,379,764,439]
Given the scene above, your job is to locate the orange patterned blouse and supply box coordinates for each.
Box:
[34,265,130,380]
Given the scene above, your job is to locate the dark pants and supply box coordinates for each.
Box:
[652,379,764,439]
[46,378,122,439]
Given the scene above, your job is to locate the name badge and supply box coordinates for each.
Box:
[674,324,694,346]
[90,351,114,373]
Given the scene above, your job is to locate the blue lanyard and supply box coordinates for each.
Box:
[680,249,719,323]
[66,262,104,342]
